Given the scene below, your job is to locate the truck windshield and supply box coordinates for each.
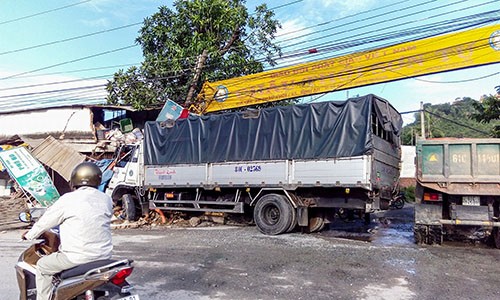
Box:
[115,145,136,168]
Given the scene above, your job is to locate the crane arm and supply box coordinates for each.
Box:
[190,24,500,114]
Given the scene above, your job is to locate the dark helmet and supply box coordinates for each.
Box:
[70,162,102,189]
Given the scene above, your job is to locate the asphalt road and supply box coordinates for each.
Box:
[1,205,500,300]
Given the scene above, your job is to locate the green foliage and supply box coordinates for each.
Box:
[472,94,500,137]
[401,186,415,202]
[401,97,500,145]
[106,0,281,109]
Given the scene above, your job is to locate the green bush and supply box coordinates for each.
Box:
[402,186,415,202]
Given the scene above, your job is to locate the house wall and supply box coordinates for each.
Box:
[0,107,94,140]
[400,145,416,187]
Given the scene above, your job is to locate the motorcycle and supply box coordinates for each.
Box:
[16,211,140,300]
[389,192,406,209]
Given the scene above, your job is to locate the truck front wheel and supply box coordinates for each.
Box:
[121,194,137,221]
[254,194,295,235]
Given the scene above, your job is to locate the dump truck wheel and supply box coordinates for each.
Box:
[122,194,137,221]
[429,225,443,245]
[254,194,295,235]
[492,227,500,249]
[414,224,427,245]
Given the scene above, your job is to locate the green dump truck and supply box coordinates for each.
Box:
[414,138,500,248]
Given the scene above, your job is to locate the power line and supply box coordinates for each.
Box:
[0,74,112,92]
[267,0,304,12]
[278,0,490,56]
[2,7,497,97]
[0,22,143,56]
[0,0,92,25]
[0,84,105,100]
[1,16,495,102]
[413,71,500,84]
[1,1,490,85]
[2,63,139,80]
[275,0,412,40]
[1,1,498,109]
[424,109,492,136]
[278,0,438,47]
[0,45,137,80]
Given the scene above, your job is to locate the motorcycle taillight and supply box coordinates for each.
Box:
[111,267,133,285]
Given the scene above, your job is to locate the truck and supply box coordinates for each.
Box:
[414,138,500,248]
[105,94,403,235]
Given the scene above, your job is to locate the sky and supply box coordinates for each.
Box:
[0,0,499,125]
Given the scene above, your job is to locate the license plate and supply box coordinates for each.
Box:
[118,295,140,300]
[462,196,480,206]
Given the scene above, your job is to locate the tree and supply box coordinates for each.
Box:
[401,98,497,145]
[472,93,500,137]
[106,0,281,110]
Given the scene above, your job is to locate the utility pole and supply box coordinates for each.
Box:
[420,101,425,139]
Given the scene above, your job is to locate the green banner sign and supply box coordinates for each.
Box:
[0,147,59,206]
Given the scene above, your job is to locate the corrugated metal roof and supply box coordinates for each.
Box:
[31,136,86,181]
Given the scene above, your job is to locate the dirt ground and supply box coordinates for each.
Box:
[107,204,500,300]
[2,203,500,300]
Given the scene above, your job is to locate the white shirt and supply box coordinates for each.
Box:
[25,186,113,264]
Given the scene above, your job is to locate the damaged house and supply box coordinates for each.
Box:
[0,104,160,200]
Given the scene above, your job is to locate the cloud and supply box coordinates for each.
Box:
[315,0,376,15]
[276,19,312,43]
[80,17,110,28]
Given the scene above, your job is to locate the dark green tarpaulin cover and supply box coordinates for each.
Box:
[144,94,402,165]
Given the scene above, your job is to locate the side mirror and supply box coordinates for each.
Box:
[19,211,32,223]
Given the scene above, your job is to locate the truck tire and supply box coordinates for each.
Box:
[122,194,137,221]
[414,224,443,245]
[492,227,500,249]
[414,225,426,245]
[305,210,325,233]
[428,225,443,245]
[254,194,295,235]
[286,208,298,233]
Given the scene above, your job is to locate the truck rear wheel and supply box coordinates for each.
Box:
[305,210,325,233]
[492,227,500,249]
[414,224,443,245]
[254,194,295,235]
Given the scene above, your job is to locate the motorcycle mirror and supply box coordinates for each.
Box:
[19,211,32,223]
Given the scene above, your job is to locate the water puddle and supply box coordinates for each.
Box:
[319,207,416,247]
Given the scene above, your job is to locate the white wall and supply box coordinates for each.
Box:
[401,145,416,178]
[0,107,93,137]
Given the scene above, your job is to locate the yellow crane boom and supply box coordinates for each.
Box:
[192,24,500,114]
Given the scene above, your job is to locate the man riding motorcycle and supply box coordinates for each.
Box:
[22,162,114,300]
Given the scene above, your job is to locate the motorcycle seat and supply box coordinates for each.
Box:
[59,259,118,279]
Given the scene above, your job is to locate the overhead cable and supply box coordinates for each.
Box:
[0,0,92,25]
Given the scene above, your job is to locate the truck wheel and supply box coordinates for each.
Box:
[286,208,298,233]
[414,225,427,245]
[305,210,325,233]
[254,194,295,235]
[122,194,137,221]
[492,227,500,249]
[415,224,443,245]
[429,225,443,245]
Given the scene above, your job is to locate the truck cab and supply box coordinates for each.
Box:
[105,142,145,220]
